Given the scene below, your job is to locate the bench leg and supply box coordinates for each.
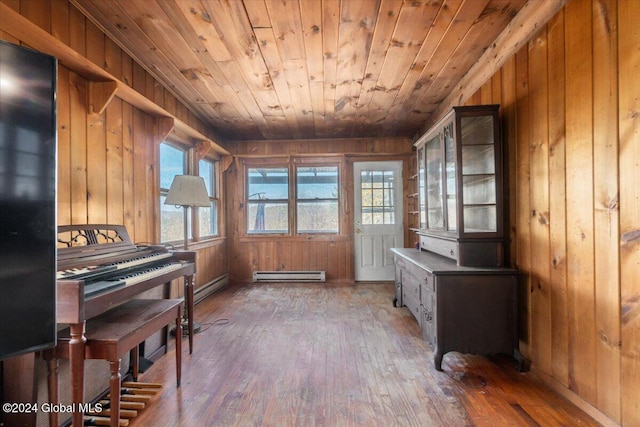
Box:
[69,323,87,427]
[44,351,58,427]
[130,346,140,381]
[108,360,121,427]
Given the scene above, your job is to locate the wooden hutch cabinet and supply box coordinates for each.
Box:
[393,105,525,372]
[416,104,505,267]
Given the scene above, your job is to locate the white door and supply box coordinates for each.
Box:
[354,161,404,281]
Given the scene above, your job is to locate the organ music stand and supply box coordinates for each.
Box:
[164,175,210,335]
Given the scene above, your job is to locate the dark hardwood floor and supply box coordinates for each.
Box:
[129,282,602,426]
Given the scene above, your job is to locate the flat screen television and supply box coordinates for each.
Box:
[0,40,57,360]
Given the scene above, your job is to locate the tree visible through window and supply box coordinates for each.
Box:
[297,166,338,233]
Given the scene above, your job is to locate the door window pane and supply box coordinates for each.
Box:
[360,170,396,225]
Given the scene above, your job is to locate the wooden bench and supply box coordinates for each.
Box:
[46,299,183,427]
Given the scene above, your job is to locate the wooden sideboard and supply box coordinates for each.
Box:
[391,248,525,371]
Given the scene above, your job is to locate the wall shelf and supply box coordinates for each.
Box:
[0,2,229,157]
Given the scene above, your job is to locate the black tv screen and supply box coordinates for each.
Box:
[0,40,57,360]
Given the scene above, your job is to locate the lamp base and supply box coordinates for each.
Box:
[171,319,201,337]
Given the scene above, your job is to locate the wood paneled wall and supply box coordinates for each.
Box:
[3,0,639,425]
[225,138,414,283]
[466,0,639,424]
[0,0,227,290]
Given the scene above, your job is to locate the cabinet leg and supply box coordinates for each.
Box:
[513,349,528,372]
[392,297,398,307]
[434,351,444,371]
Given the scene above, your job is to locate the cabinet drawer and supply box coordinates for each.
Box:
[422,271,434,292]
[398,257,433,291]
[401,271,421,301]
[402,293,421,325]
[394,255,409,271]
[420,235,458,262]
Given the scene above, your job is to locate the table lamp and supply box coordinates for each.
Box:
[164,175,209,336]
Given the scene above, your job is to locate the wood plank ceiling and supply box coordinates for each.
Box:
[72,0,528,142]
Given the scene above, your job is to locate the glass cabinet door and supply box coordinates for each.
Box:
[460,114,497,233]
[444,122,457,232]
[425,134,444,229]
[417,145,427,229]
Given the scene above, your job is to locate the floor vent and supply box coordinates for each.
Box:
[252,271,326,282]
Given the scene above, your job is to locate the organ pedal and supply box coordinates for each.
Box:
[87,408,138,418]
[99,400,145,411]
[117,394,152,403]
[122,381,163,389]
[119,387,158,395]
[89,382,161,426]
[82,415,128,426]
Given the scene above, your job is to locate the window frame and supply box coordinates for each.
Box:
[243,157,342,237]
[295,164,340,234]
[159,140,221,247]
[246,165,290,235]
[198,157,220,239]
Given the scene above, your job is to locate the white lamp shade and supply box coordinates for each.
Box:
[165,175,210,207]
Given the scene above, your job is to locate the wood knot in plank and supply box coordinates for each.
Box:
[621,293,640,325]
[621,229,640,247]
[199,10,212,23]
[597,329,621,348]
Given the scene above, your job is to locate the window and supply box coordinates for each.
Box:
[247,167,289,234]
[199,158,218,237]
[297,166,338,233]
[245,161,340,235]
[160,142,220,245]
[160,143,186,243]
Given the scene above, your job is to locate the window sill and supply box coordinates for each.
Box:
[238,234,349,243]
[164,236,226,251]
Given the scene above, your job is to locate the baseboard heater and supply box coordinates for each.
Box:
[252,270,326,282]
[194,274,228,304]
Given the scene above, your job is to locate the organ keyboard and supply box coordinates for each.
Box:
[55,224,196,427]
[56,251,174,281]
